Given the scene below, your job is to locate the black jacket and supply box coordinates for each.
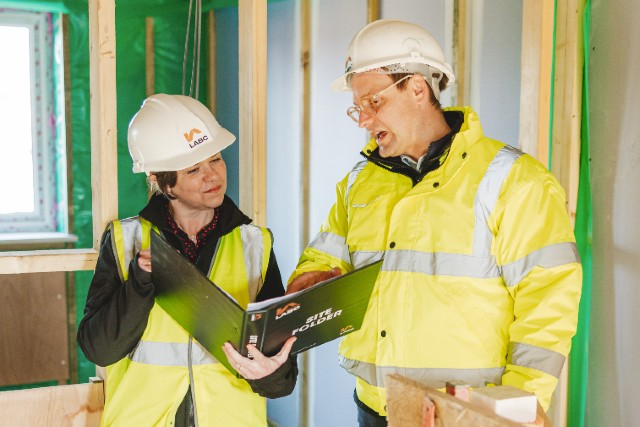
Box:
[77,194,297,425]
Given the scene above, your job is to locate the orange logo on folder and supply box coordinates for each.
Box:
[340,325,354,335]
[276,302,300,317]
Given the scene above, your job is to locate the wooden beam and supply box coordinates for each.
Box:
[551,0,583,225]
[298,4,311,426]
[238,0,267,227]
[89,0,119,250]
[519,0,554,161]
[385,374,538,427]
[452,0,468,106]
[0,379,104,426]
[0,250,99,274]
[145,17,155,97]
[367,0,379,23]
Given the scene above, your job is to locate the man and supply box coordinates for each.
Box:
[287,19,582,426]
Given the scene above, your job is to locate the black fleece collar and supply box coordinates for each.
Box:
[139,194,252,239]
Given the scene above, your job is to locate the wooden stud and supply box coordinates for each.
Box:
[89,0,119,250]
[551,0,583,225]
[519,0,554,161]
[452,0,468,107]
[238,0,267,227]
[299,2,311,425]
[145,17,155,97]
[367,0,379,23]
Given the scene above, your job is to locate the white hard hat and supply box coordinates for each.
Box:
[331,19,455,99]
[128,94,236,173]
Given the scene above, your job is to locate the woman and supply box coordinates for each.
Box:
[77,94,297,426]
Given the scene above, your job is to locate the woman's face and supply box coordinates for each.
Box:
[168,153,227,213]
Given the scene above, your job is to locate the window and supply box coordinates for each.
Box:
[0,9,67,235]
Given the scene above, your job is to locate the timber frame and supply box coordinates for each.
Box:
[0,2,585,425]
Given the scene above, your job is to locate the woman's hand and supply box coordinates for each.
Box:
[222,336,297,380]
[137,249,152,272]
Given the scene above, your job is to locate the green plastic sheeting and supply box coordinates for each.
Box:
[547,1,592,425]
[568,2,592,426]
[1,0,226,385]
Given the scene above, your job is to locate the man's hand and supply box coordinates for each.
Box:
[286,268,343,294]
[222,336,297,380]
[137,249,152,272]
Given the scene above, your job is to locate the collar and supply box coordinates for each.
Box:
[139,194,252,238]
[363,110,464,184]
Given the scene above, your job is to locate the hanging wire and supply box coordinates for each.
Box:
[182,0,202,98]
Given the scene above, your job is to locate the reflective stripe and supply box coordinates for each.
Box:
[383,250,501,279]
[509,342,565,378]
[308,232,351,264]
[339,355,504,389]
[239,224,265,302]
[473,145,522,256]
[351,251,384,269]
[112,217,152,282]
[345,160,368,205]
[502,242,581,287]
[129,340,218,366]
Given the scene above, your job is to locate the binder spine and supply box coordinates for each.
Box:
[241,310,268,358]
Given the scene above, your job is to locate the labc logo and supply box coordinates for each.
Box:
[275,302,300,319]
[183,128,202,142]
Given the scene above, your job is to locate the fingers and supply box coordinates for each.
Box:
[222,336,297,380]
[286,269,343,294]
[274,336,297,361]
[329,267,343,277]
[137,250,152,272]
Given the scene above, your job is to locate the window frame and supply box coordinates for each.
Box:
[0,1,117,274]
[0,10,67,234]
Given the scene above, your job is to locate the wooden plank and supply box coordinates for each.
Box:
[452,0,468,106]
[298,3,311,425]
[386,374,550,427]
[550,0,583,225]
[367,0,379,23]
[0,250,99,274]
[386,374,523,427]
[0,273,69,386]
[66,271,79,384]
[145,16,155,97]
[0,380,104,427]
[89,0,119,250]
[238,0,267,227]
[536,0,555,165]
[519,0,553,160]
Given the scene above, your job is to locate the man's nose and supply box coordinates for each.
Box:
[358,110,373,129]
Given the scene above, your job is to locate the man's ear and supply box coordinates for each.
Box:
[411,75,431,104]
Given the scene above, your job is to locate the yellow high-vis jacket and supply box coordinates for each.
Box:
[290,107,582,414]
[102,217,271,426]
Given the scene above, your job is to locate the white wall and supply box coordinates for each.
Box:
[587,1,640,425]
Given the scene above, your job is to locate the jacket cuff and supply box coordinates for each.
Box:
[246,355,298,398]
[130,255,155,297]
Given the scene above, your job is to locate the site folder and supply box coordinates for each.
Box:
[150,231,382,376]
